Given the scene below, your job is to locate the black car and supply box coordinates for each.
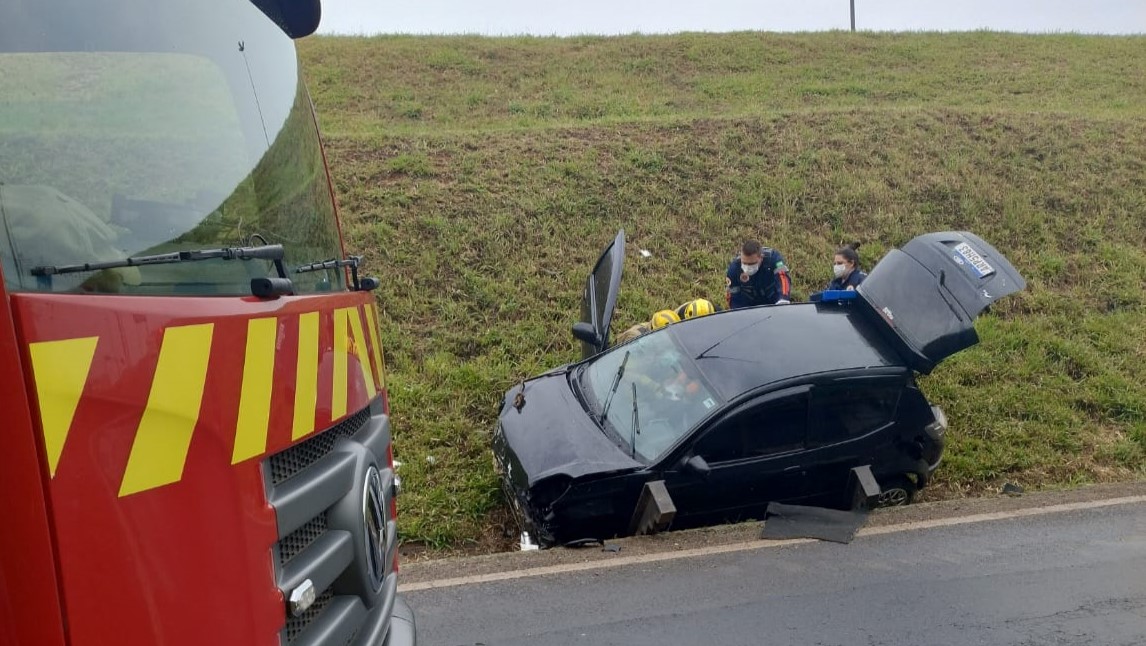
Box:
[493,230,1026,547]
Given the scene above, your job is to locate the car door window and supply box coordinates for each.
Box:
[810,384,901,446]
[694,393,808,464]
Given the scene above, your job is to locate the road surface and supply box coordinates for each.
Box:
[406,499,1146,645]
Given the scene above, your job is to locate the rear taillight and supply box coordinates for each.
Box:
[925,405,948,439]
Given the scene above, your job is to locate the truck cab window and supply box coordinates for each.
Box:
[0,2,345,295]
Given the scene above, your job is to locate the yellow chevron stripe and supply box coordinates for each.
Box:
[231,317,277,464]
[348,306,378,399]
[364,304,386,388]
[28,336,99,477]
[332,308,349,420]
[292,312,320,440]
[119,324,213,497]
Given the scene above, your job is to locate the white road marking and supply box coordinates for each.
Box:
[399,495,1146,593]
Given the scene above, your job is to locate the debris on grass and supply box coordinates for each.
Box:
[1002,482,1025,496]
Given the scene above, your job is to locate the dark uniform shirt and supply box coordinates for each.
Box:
[726,249,791,308]
[827,269,866,291]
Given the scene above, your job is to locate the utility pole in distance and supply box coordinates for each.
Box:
[850,0,856,31]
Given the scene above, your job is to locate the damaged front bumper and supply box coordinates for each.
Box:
[491,425,555,547]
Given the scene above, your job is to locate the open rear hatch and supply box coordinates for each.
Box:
[571,230,625,360]
[857,231,1026,373]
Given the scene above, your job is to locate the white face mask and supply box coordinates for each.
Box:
[742,262,760,277]
[833,263,848,278]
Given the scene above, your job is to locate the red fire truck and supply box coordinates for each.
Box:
[0,1,416,645]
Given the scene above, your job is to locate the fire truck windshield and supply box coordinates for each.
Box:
[0,0,347,295]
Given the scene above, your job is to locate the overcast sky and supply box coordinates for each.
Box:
[317,0,1145,36]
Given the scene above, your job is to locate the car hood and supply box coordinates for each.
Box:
[495,370,642,488]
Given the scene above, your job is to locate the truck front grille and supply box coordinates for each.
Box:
[268,407,371,486]
[279,515,328,564]
[265,402,400,646]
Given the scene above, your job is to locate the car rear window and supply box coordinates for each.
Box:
[810,384,902,445]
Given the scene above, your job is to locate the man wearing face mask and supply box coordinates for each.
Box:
[725,240,792,309]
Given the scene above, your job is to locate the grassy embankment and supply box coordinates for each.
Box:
[299,32,1146,550]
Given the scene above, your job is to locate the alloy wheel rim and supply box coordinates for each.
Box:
[879,488,909,506]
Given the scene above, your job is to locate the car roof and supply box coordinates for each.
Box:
[669,302,906,401]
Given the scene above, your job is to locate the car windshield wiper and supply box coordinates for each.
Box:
[30,244,286,277]
[630,382,641,459]
[598,350,630,424]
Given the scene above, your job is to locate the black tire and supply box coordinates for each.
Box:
[876,475,916,508]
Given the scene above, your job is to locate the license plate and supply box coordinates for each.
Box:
[953,242,995,278]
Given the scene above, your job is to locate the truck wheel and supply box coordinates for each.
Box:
[876,475,916,507]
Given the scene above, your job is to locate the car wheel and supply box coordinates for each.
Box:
[876,475,916,507]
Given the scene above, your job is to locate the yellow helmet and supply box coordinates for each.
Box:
[650,309,681,330]
[682,298,715,319]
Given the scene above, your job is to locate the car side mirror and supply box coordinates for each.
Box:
[571,322,601,346]
[682,455,711,477]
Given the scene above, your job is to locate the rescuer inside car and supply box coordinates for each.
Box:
[826,242,867,291]
[674,297,717,320]
[725,240,791,308]
[615,308,680,345]
[614,298,717,345]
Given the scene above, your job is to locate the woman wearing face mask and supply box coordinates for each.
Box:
[826,242,866,291]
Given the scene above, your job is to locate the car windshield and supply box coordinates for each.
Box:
[582,329,722,462]
[0,0,345,295]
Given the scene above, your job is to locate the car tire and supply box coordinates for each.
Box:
[875,475,916,507]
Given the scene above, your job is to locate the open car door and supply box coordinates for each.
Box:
[857,231,1026,373]
[572,229,625,360]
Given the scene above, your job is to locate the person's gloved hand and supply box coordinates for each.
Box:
[775,299,791,305]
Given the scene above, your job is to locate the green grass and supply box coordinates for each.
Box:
[301,32,1146,136]
[299,32,1146,550]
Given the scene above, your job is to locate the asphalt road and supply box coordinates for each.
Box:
[406,501,1146,646]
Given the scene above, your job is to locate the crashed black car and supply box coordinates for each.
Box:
[493,230,1026,547]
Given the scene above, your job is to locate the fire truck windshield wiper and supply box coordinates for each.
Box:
[295,255,377,292]
[30,244,286,277]
[295,255,361,274]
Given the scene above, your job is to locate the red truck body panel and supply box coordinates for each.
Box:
[0,288,68,646]
[8,291,385,645]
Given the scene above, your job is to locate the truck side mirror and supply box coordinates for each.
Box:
[571,322,600,346]
[251,0,322,38]
[682,455,711,477]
